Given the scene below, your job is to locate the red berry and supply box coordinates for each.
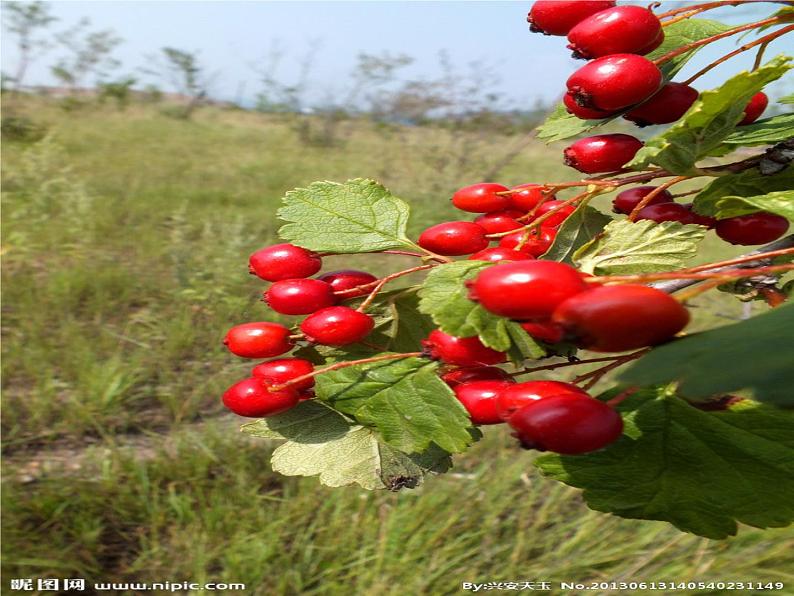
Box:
[317,269,378,298]
[508,394,623,454]
[418,221,489,256]
[739,92,768,125]
[564,134,643,174]
[635,202,698,225]
[468,247,533,263]
[499,227,556,257]
[422,330,506,366]
[533,200,576,227]
[298,390,315,401]
[624,83,699,127]
[252,357,315,391]
[454,380,513,425]
[496,380,588,420]
[222,377,299,417]
[552,284,690,352]
[264,278,336,315]
[452,183,512,213]
[527,0,615,36]
[469,260,589,321]
[224,322,293,359]
[300,306,374,346]
[563,92,616,120]
[249,243,321,282]
[567,54,662,111]
[567,6,663,59]
[441,366,513,388]
[519,321,565,344]
[474,210,525,234]
[637,29,665,54]
[715,212,790,245]
[612,186,673,215]
[510,183,552,211]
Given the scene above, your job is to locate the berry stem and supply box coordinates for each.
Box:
[677,247,794,274]
[627,176,691,222]
[268,352,424,392]
[573,350,650,391]
[591,264,794,285]
[681,25,794,86]
[510,354,637,377]
[653,15,790,66]
[655,1,746,21]
[355,264,435,312]
[605,387,640,408]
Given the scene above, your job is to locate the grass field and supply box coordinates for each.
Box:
[2,98,792,595]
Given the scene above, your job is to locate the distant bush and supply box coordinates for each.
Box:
[1,114,47,142]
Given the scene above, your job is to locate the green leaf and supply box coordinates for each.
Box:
[779,93,794,105]
[693,166,794,216]
[277,178,416,253]
[646,19,732,79]
[722,113,794,146]
[242,401,451,490]
[628,55,792,174]
[704,190,794,221]
[574,219,706,275]
[536,388,794,539]
[536,103,603,144]
[542,202,612,264]
[620,304,794,406]
[505,320,547,363]
[315,356,477,454]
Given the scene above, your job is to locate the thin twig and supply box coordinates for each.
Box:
[627,176,691,222]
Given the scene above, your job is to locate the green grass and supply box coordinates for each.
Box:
[2,98,791,593]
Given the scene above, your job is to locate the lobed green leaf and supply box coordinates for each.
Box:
[646,18,732,79]
[536,387,794,539]
[542,201,612,264]
[242,401,451,490]
[574,219,707,275]
[277,178,416,253]
[722,113,794,146]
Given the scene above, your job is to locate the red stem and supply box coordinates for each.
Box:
[355,264,435,312]
[591,264,794,284]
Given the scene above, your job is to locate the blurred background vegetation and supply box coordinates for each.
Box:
[2,2,793,594]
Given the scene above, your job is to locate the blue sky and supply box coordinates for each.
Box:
[2,1,791,108]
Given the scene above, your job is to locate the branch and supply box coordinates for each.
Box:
[650,234,794,294]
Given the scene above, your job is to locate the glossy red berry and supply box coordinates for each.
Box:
[222,377,299,418]
[567,54,662,111]
[519,321,565,344]
[739,92,768,125]
[563,92,616,120]
[469,260,589,321]
[454,380,513,425]
[264,278,336,315]
[612,186,673,215]
[635,202,698,225]
[468,247,533,263]
[552,284,690,352]
[441,366,513,388]
[452,183,512,213]
[252,358,315,391]
[527,0,615,36]
[300,306,374,346]
[496,380,588,420]
[317,269,378,298]
[508,394,623,454]
[249,243,321,282]
[567,6,663,59]
[510,183,552,211]
[422,330,506,366]
[564,134,643,174]
[418,221,489,256]
[533,200,576,227]
[624,83,699,127]
[715,212,790,245]
[474,210,525,234]
[499,227,556,257]
[224,322,293,358]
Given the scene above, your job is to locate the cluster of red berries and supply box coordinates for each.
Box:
[527,1,769,175]
[443,370,623,455]
[222,243,378,417]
